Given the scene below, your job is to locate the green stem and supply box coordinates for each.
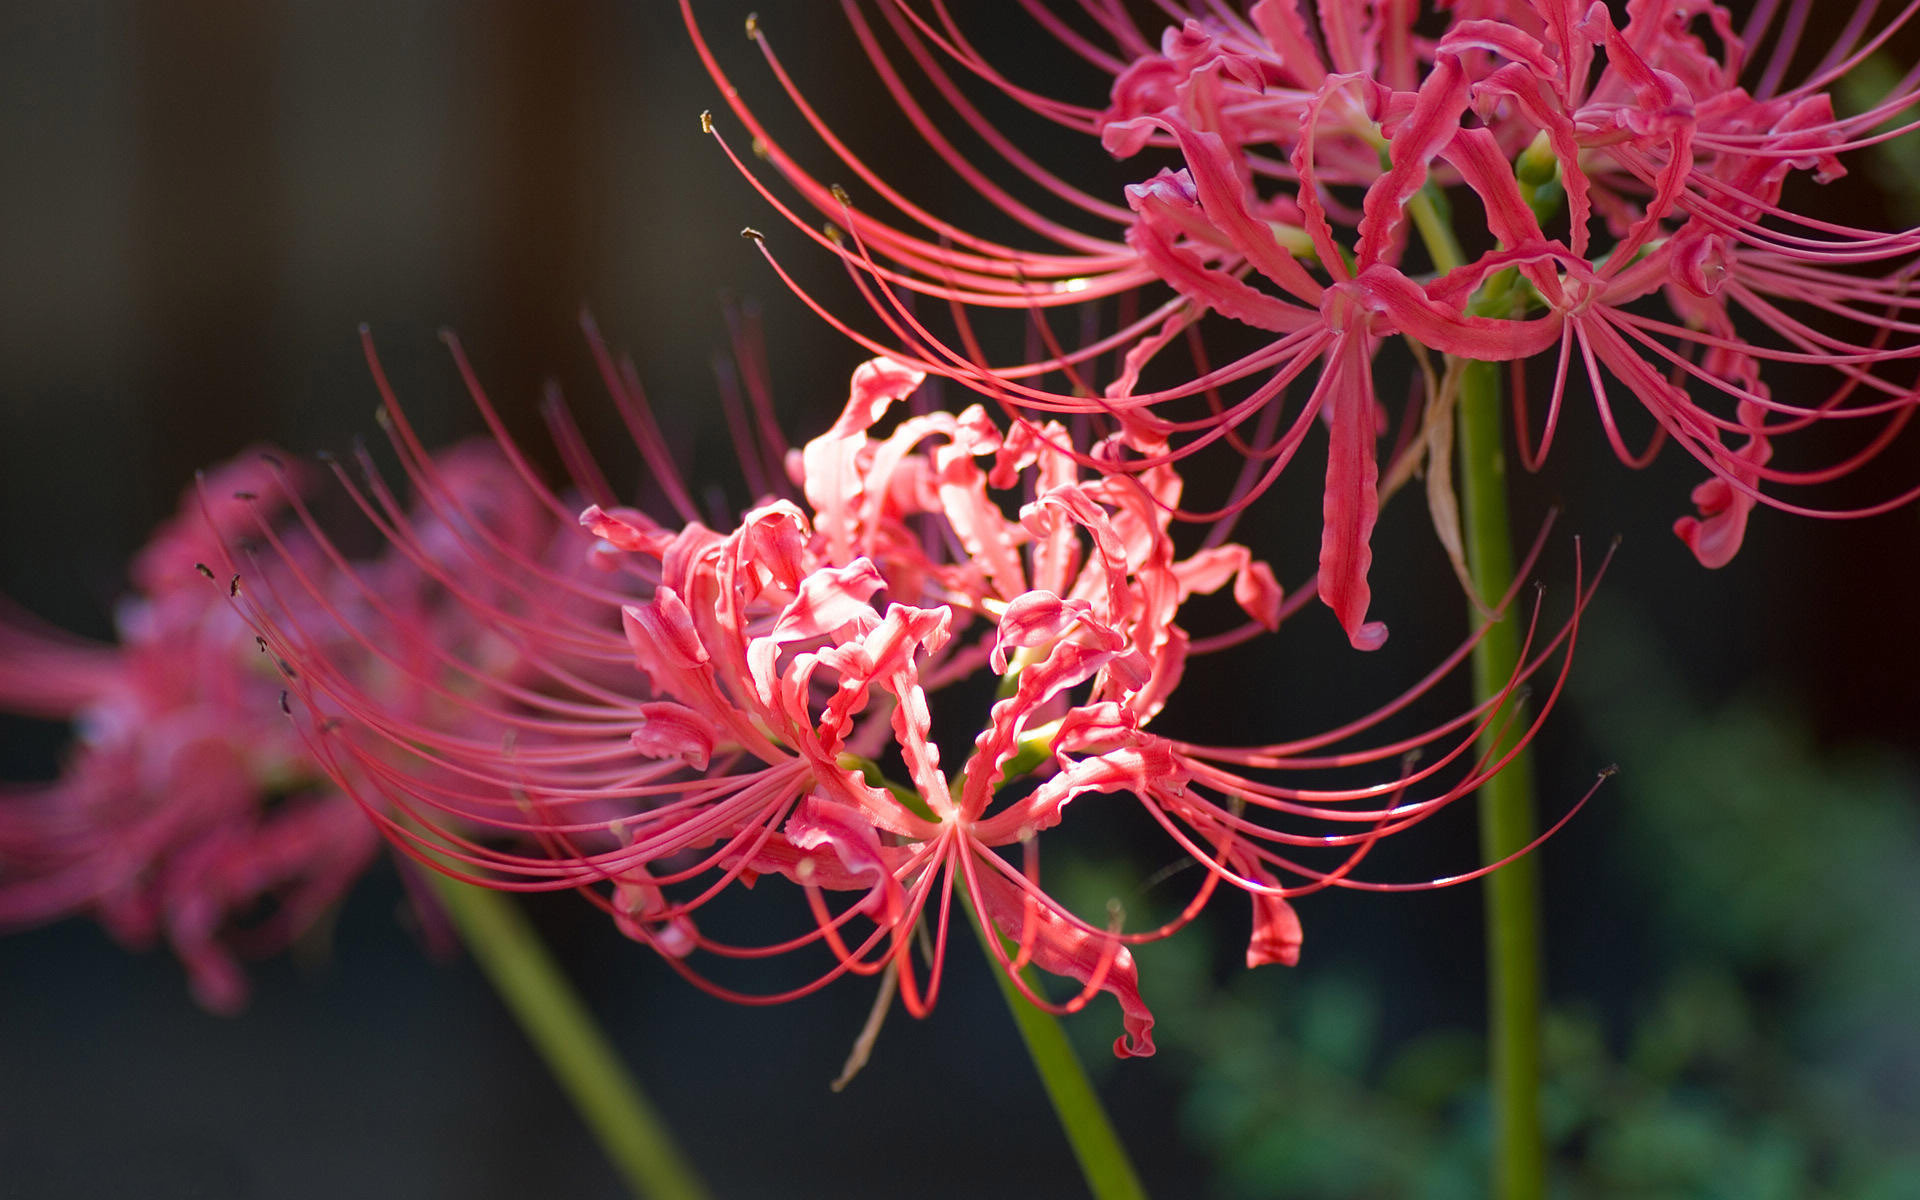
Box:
[961,892,1149,1200]
[1407,190,1459,273]
[1414,191,1546,1200]
[1457,358,1545,1200]
[425,873,711,1200]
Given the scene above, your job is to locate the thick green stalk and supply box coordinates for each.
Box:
[962,892,1149,1200]
[1457,358,1545,1200]
[425,873,710,1200]
[1414,191,1546,1200]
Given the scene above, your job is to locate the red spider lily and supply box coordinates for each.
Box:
[682,0,1920,648]
[235,338,1602,1058]
[0,437,602,1011]
[1,455,356,1011]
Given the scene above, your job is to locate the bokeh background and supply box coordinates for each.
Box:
[3,4,1918,1197]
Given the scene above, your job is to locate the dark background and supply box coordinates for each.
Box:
[3,4,1917,1197]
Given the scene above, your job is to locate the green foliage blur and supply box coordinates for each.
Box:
[1062,612,1920,1198]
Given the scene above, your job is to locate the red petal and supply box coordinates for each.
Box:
[1314,323,1387,651]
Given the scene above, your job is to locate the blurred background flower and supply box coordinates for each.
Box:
[2,3,1917,1197]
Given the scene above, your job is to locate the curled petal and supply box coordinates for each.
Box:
[629,702,720,771]
[1131,123,1326,305]
[1123,170,1321,332]
[965,633,1143,816]
[971,866,1156,1058]
[816,602,953,756]
[1356,53,1469,268]
[1227,848,1304,968]
[622,593,715,709]
[579,504,673,557]
[738,501,811,592]
[782,795,907,926]
[977,742,1182,845]
[804,357,926,562]
[840,357,926,436]
[1246,891,1304,967]
[768,558,886,644]
[623,589,709,671]
[1051,701,1136,757]
[614,864,699,958]
[1673,430,1772,568]
[991,591,1096,672]
[1234,562,1283,631]
[1173,546,1283,630]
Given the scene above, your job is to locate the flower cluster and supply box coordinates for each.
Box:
[233,337,1590,1056]
[686,0,1920,648]
[4,3,1670,1059]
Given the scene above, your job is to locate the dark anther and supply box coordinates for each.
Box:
[229,574,242,598]
[278,690,291,715]
[195,563,215,580]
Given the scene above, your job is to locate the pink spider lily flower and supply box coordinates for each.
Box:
[0,454,375,1013]
[238,342,1601,1058]
[681,0,1920,648]
[1428,0,1920,561]
[0,430,603,1013]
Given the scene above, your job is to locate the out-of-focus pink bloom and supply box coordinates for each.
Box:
[683,1,1920,645]
[0,455,375,1012]
[245,345,1597,1057]
[0,434,589,1012]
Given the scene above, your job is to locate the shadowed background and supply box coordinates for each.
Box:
[3,4,1918,1197]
